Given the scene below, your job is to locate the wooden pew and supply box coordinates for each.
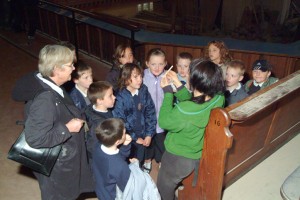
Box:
[224,70,300,187]
[179,108,233,200]
[178,70,300,199]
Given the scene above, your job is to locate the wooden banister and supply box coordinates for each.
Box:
[179,108,233,200]
[39,0,145,31]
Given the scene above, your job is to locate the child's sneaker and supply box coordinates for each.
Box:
[142,162,152,174]
[158,162,161,169]
[178,185,184,190]
[175,184,184,198]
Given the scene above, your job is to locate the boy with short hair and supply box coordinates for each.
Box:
[225,60,248,106]
[175,52,193,90]
[69,61,93,111]
[92,118,161,200]
[92,118,133,200]
[85,81,116,161]
[244,59,279,95]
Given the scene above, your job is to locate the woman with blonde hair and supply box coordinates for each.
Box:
[12,44,94,200]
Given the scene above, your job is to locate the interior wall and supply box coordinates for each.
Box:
[221,0,251,33]
[199,0,222,32]
[221,0,287,32]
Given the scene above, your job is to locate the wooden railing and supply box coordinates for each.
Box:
[178,70,300,199]
[35,1,299,79]
[38,0,145,63]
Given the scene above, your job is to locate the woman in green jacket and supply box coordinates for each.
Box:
[157,59,225,200]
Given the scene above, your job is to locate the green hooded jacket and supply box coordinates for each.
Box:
[158,87,224,159]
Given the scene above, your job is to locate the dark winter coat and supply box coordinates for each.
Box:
[12,72,94,200]
[113,84,157,140]
[106,63,121,92]
[225,85,248,106]
[85,104,113,161]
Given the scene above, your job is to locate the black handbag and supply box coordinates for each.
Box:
[7,129,62,176]
[7,89,65,176]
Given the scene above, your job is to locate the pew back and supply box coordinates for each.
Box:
[179,108,233,200]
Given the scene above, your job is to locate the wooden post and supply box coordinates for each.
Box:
[179,108,233,200]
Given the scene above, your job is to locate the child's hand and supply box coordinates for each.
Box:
[129,158,139,163]
[136,138,144,144]
[143,136,152,147]
[123,134,132,146]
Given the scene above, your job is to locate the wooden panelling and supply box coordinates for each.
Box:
[57,17,68,41]
[77,23,88,52]
[38,9,50,35]
[139,43,299,79]
[223,103,276,186]
[268,91,300,143]
[88,26,101,57]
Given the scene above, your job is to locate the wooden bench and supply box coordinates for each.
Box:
[178,70,300,200]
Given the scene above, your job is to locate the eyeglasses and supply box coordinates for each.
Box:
[62,63,74,68]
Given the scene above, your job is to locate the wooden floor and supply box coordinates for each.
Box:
[0,29,299,200]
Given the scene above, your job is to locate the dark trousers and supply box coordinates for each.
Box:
[145,132,166,162]
[157,151,198,200]
[130,141,146,166]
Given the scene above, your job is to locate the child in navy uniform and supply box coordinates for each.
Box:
[92,118,133,200]
[92,118,161,200]
[69,61,93,111]
[85,81,116,162]
[113,63,157,167]
[244,59,278,95]
[175,52,193,90]
[225,60,248,106]
[106,44,134,92]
